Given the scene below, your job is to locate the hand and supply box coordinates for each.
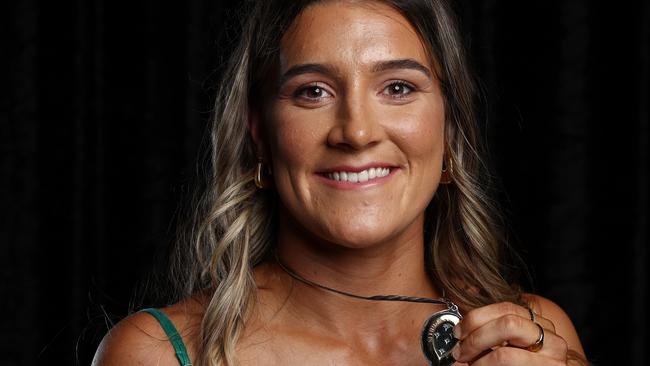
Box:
[451,302,569,366]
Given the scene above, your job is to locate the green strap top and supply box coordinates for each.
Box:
[140,308,192,366]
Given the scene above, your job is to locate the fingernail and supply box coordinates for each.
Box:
[453,325,461,339]
[452,343,461,360]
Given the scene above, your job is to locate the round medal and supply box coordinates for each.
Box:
[421,305,462,366]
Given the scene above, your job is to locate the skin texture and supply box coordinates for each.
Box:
[264,4,444,253]
[248,2,447,362]
[93,2,587,365]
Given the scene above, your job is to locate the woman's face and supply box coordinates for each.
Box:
[257,1,445,248]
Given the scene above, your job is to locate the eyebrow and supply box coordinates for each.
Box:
[278,58,432,86]
[371,58,432,79]
[279,63,335,87]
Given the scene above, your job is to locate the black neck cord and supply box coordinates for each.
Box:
[274,251,450,307]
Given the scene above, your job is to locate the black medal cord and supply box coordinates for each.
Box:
[274,251,452,307]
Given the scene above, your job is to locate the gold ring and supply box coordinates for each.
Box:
[526,323,544,352]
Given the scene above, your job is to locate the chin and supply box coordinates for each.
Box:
[319,221,399,250]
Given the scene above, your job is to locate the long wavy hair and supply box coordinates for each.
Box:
[172,0,524,365]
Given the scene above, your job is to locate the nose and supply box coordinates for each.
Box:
[327,94,382,150]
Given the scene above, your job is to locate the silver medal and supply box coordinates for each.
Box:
[421,303,462,366]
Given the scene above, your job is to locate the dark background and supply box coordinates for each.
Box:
[2,0,648,365]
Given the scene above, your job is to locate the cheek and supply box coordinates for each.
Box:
[273,126,305,164]
[268,109,322,166]
[266,107,332,202]
[387,100,445,163]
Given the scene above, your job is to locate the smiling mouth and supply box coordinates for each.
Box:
[324,167,392,183]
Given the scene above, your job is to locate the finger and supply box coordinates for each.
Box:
[468,346,566,366]
[454,325,569,364]
[526,306,556,334]
[454,302,531,340]
[452,314,542,362]
[533,315,556,334]
[455,302,555,340]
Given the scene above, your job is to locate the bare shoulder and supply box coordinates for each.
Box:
[92,296,206,366]
[522,293,586,357]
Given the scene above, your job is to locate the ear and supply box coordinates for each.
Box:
[248,108,268,159]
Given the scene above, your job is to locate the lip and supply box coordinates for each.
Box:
[315,163,400,190]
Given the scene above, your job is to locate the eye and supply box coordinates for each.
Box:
[382,81,415,98]
[294,84,332,101]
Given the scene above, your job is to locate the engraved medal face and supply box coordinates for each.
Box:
[421,308,462,366]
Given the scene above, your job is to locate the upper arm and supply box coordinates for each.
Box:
[92,311,181,366]
[525,293,587,360]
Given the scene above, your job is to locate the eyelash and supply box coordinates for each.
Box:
[382,81,416,99]
[293,80,417,102]
[294,83,331,101]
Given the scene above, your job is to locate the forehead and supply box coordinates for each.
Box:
[279,1,432,71]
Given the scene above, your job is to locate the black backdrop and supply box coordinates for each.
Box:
[2,0,648,365]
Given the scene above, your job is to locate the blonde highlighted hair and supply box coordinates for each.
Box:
[171,1,524,364]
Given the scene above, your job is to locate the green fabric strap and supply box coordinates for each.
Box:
[140,308,192,366]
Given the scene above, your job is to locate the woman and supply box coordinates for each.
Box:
[94,0,588,365]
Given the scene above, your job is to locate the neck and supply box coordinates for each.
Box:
[266,212,444,340]
[276,238,439,301]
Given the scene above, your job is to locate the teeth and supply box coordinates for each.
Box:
[326,167,391,183]
[358,170,368,182]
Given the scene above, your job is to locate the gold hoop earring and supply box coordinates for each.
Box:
[440,158,453,184]
[254,160,271,189]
